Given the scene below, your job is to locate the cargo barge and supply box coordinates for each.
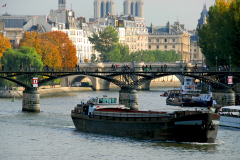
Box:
[71,96,220,143]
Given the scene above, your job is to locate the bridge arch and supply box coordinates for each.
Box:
[60,75,111,90]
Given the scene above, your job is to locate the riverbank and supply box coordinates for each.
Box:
[0,82,180,98]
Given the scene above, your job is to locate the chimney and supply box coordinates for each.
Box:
[151,22,153,34]
[37,23,39,30]
[173,25,178,31]
[180,24,184,30]
[167,21,171,34]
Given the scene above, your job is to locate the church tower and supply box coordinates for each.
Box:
[198,3,208,25]
[58,0,66,10]
[94,0,115,19]
[123,0,144,18]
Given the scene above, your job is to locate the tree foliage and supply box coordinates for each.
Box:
[1,46,43,72]
[100,42,181,63]
[88,26,119,54]
[20,31,77,69]
[198,0,240,66]
[0,33,12,59]
[0,46,43,86]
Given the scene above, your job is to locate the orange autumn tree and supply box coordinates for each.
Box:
[20,31,43,57]
[0,33,12,59]
[20,31,77,69]
[43,31,77,68]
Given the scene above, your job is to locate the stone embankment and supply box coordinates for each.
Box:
[0,82,180,98]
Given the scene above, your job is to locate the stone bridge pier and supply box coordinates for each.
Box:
[119,89,139,110]
[22,88,40,112]
[212,90,235,106]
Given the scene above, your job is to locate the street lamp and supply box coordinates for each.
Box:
[133,55,135,71]
[229,56,231,71]
[215,56,217,71]
[34,55,36,72]
[26,56,28,71]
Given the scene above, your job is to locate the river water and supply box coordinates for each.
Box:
[1,88,240,160]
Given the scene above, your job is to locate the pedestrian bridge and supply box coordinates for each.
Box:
[1,62,239,112]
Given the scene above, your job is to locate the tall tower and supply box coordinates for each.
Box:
[94,0,115,19]
[58,0,66,10]
[198,3,208,25]
[123,0,144,18]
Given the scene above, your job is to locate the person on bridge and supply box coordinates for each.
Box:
[29,64,31,72]
[150,65,152,71]
[195,64,198,72]
[2,64,4,71]
[46,65,48,71]
[20,63,23,72]
[184,64,187,71]
[142,65,145,72]
[9,64,12,72]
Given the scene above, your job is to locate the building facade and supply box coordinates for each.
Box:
[148,21,191,62]
[94,0,115,19]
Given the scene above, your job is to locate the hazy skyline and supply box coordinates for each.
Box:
[0,0,216,30]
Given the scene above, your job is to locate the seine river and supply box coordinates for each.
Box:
[1,88,240,160]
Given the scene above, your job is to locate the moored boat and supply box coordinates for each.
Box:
[165,77,212,107]
[217,106,240,128]
[71,96,220,143]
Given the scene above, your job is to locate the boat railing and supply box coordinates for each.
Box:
[93,111,169,118]
[220,112,240,118]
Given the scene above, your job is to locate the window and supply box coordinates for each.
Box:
[157,45,159,49]
[157,39,159,43]
[173,45,175,49]
[194,49,197,52]
[172,39,175,42]
[194,44,197,47]
[164,39,167,42]
[149,45,151,49]
[165,45,167,49]
[148,39,151,43]
[194,55,197,59]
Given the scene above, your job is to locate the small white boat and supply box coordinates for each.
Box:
[218,106,240,129]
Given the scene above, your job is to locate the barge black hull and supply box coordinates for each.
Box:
[71,113,219,143]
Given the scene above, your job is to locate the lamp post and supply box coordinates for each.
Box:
[215,56,217,71]
[34,55,36,72]
[133,55,135,71]
[229,56,231,72]
[26,56,28,71]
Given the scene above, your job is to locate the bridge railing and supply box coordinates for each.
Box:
[1,66,239,73]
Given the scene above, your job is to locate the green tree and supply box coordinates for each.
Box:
[198,0,240,67]
[89,26,119,54]
[0,46,43,86]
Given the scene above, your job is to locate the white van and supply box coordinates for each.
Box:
[72,82,82,87]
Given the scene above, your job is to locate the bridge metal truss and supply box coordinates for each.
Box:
[1,71,240,91]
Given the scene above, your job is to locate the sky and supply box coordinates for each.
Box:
[0,0,216,30]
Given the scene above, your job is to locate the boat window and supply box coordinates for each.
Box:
[99,98,103,103]
[186,79,192,82]
[108,98,112,103]
[108,98,117,104]
[112,98,117,103]
[102,98,108,103]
